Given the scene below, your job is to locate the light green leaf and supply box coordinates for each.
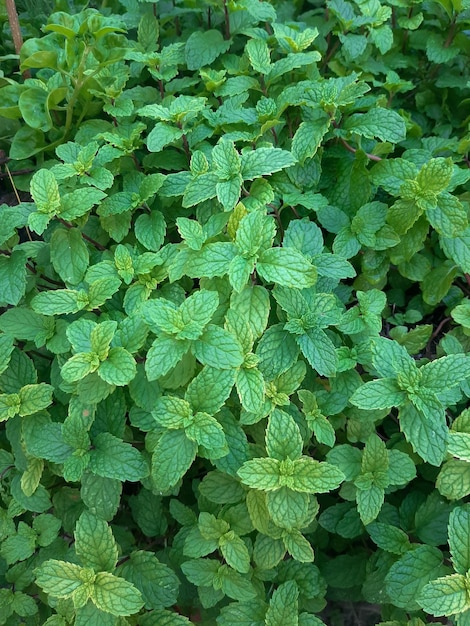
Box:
[385,545,445,610]
[193,325,244,369]
[61,352,100,383]
[185,30,230,71]
[350,378,407,410]
[31,288,87,315]
[449,506,470,575]
[187,412,228,457]
[89,433,148,482]
[147,123,184,152]
[266,409,303,461]
[146,336,190,380]
[296,327,337,378]
[118,550,180,610]
[292,115,331,164]
[92,571,144,616]
[34,560,85,598]
[266,487,309,529]
[18,383,53,416]
[257,248,317,288]
[344,108,406,143]
[241,148,296,180]
[75,511,118,572]
[135,210,166,251]
[220,533,251,574]
[151,429,198,491]
[399,402,448,467]
[238,458,281,491]
[356,485,384,525]
[50,228,89,285]
[246,38,271,74]
[185,366,235,415]
[292,458,344,494]
[265,580,299,626]
[418,574,469,617]
[283,530,315,563]
[236,366,265,414]
[98,347,136,386]
[0,250,27,306]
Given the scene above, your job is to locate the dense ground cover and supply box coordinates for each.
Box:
[0,0,470,624]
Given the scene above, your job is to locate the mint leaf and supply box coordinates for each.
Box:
[75,511,118,572]
[151,429,198,491]
[418,574,469,617]
[257,248,317,288]
[344,108,406,143]
[89,433,148,482]
[265,580,299,626]
[92,572,144,616]
[448,505,470,575]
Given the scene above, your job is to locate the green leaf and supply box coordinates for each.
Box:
[449,506,470,575]
[135,210,166,251]
[185,366,235,415]
[0,250,27,306]
[185,30,230,71]
[92,571,144,616]
[385,545,445,610]
[75,511,118,572]
[257,324,299,379]
[344,108,406,143]
[246,39,271,74]
[119,551,180,609]
[292,115,331,164]
[193,325,244,369]
[257,248,317,289]
[89,433,148,482]
[356,485,385,525]
[80,473,121,522]
[399,402,448,467]
[146,336,190,380]
[31,288,87,315]
[61,352,100,383]
[420,355,470,392]
[240,148,296,180]
[147,123,184,152]
[18,383,53,416]
[30,168,60,214]
[236,366,265,414]
[266,487,309,529]
[296,327,338,378]
[418,574,469,617]
[238,458,281,491]
[220,532,251,574]
[266,409,303,461]
[366,522,412,555]
[283,529,315,563]
[350,378,407,410]
[230,286,270,340]
[34,560,85,598]
[151,429,198,491]
[265,580,299,626]
[292,458,344,494]
[187,411,228,457]
[98,347,136,386]
[50,228,89,285]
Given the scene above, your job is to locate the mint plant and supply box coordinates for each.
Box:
[0,0,470,624]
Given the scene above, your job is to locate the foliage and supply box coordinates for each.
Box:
[0,0,470,623]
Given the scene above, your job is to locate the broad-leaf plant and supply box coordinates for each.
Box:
[0,0,470,623]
